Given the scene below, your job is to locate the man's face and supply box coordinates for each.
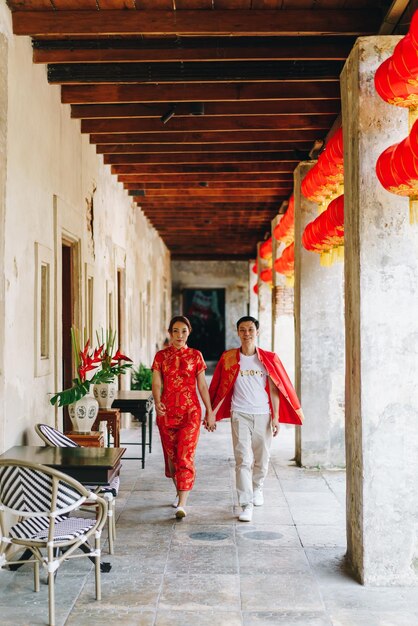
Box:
[237,321,259,346]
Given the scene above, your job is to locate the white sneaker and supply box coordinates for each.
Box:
[238,504,253,522]
[253,490,264,506]
[175,506,186,519]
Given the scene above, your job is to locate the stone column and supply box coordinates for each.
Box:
[341,37,418,585]
[271,216,295,385]
[248,259,258,319]
[294,162,345,468]
[0,33,7,452]
[257,244,272,350]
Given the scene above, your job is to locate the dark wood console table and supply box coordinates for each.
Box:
[111,390,153,468]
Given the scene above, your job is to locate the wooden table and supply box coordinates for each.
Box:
[111,390,153,469]
[0,446,126,486]
[92,409,121,447]
[66,431,105,448]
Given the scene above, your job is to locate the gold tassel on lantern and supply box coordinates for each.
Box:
[409,198,418,224]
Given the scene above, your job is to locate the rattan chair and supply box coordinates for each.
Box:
[35,423,119,554]
[0,458,107,626]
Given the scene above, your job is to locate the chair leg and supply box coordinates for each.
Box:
[95,532,101,601]
[34,560,40,592]
[107,501,114,555]
[47,546,56,626]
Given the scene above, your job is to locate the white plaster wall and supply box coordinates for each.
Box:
[171,260,248,350]
[0,8,170,450]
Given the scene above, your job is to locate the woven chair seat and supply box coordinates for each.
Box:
[10,516,96,542]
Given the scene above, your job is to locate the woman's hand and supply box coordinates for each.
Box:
[203,411,217,432]
[155,401,166,417]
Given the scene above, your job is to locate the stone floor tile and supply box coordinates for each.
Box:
[155,609,243,626]
[66,608,156,626]
[166,543,238,575]
[238,545,311,575]
[158,574,241,610]
[240,572,325,611]
[242,611,333,626]
[289,505,346,526]
[321,584,418,613]
[172,523,235,546]
[297,524,347,548]
[250,505,295,525]
[235,524,302,548]
[329,609,418,626]
[76,573,163,610]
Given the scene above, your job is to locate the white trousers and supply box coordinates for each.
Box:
[231,411,272,506]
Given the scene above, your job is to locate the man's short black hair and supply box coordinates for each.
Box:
[236,316,259,330]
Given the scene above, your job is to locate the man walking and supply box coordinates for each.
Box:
[207,316,303,522]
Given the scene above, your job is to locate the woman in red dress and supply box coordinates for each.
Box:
[151,316,216,519]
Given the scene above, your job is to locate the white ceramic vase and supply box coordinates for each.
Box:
[68,395,99,433]
[93,381,117,409]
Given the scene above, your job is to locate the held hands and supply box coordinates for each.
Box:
[203,411,217,432]
[272,418,280,438]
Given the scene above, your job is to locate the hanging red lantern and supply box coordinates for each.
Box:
[259,237,273,260]
[273,194,295,244]
[301,128,344,204]
[251,261,258,275]
[274,242,295,275]
[302,194,344,253]
[253,284,258,295]
[260,268,273,283]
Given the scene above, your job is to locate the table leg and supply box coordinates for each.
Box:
[141,419,146,469]
[148,408,153,453]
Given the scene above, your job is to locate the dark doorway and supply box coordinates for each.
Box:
[183,289,225,361]
[61,242,74,432]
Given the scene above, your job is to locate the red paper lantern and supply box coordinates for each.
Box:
[301,128,344,203]
[274,243,295,275]
[273,194,295,243]
[259,237,273,260]
[253,284,258,295]
[251,261,258,274]
[260,268,273,283]
[302,194,344,253]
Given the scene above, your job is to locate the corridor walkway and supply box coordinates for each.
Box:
[1,421,417,626]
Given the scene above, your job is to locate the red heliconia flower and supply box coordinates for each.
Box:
[112,349,133,363]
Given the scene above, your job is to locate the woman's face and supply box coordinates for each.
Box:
[170,322,190,349]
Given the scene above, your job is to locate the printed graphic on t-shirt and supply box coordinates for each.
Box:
[231,353,270,414]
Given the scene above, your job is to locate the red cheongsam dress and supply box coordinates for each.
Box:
[151,345,206,491]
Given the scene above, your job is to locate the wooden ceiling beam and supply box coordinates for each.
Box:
[62,81,341,104]
[72,100,340,119]
[98,141,313,154]
[12,10,382,37]
[33,36,355,64]
[92,129,325,144]
[111,163,296,174]
[118,173,293,182]
[82,114,336,134]
[123,182,291,190]
[104,151,297,165]
[136,195,282,202]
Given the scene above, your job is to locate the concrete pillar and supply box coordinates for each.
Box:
[272,216,295,385]
[294,162,345,468]
[341,37,418,585]
[257,244,272,350]
[0,33,7,452]
[248,259,258,319]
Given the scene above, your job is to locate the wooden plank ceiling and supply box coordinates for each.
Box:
[8,0,390,260]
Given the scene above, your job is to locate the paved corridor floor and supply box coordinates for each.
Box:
[1,420,417,626]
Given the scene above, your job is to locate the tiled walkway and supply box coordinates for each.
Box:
[1,421,417,626]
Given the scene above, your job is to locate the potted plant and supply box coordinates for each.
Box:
[50,328,103,432]
[131,363,152,391]
[92,328,132,409]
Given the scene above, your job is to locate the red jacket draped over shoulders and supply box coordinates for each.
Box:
[209,347,304,426]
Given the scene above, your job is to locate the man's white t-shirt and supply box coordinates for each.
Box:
[231,352,270,414]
